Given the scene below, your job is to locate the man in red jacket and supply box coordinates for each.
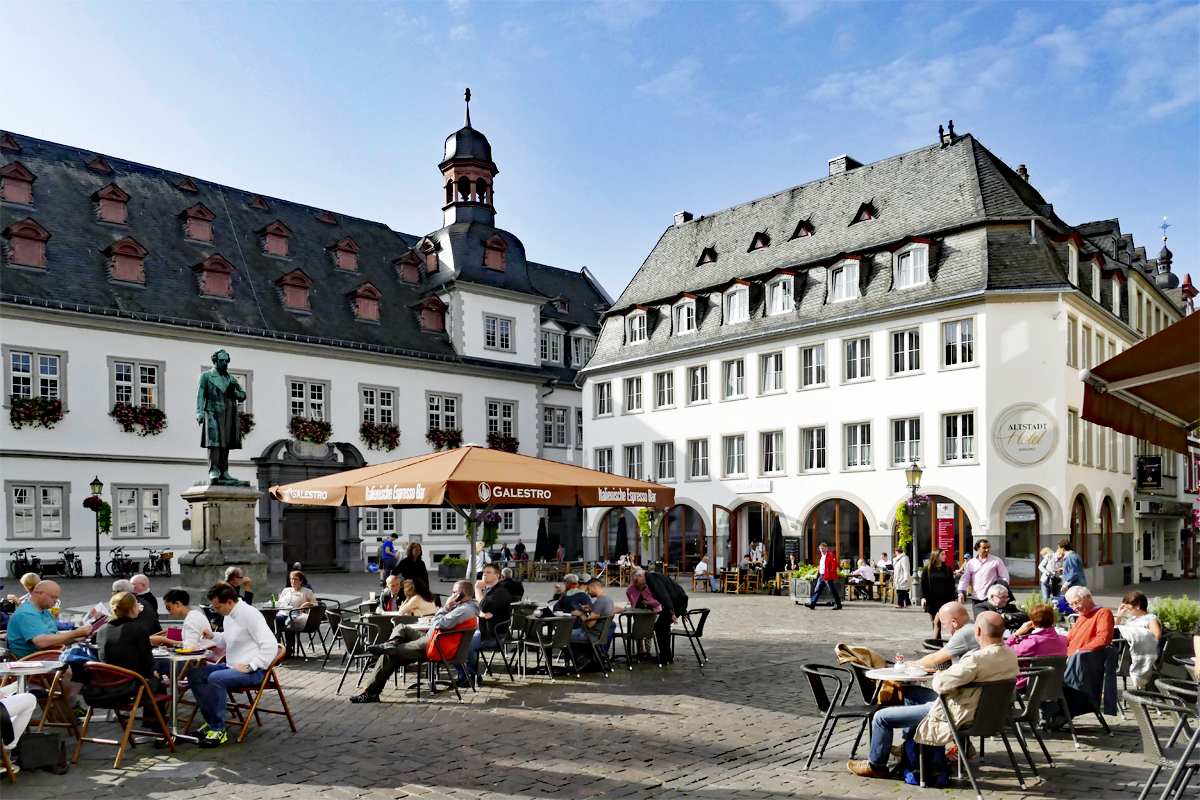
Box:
[807,542,842,610]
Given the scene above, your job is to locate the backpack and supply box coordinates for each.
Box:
[894,728,949,787]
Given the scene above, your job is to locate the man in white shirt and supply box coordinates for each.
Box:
[694,555,719,592]
[749,541,765,565]
[150,589,213,650]
[190,582,279,748]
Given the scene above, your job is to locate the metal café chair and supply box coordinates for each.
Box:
[800,664,876,771]
[613,610,658,670]
[1017,654,1081,748]
[671,608,710,668]
[1124,689,1199,800]
[1008,665,1058,769]
[940,679,1026,800]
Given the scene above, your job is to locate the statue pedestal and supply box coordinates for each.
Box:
[178,484,268,595]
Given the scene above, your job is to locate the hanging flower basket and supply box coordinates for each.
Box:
[289,416,332,445]
[894,493,931,551]
[83,495,112,534]
[469,511,502,548]
[426,428,463,451]
[486,432,519,453]
[10,395,67,429]
[239,411,256,437]
[361,421,400,451]
[110,402,168,436]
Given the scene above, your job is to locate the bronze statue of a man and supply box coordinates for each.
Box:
[196,349,247,484]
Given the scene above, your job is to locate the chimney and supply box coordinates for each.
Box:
[828,155,862,176]
[1017,164,1030,182]
[674,211,693,226]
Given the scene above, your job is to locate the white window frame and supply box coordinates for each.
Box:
[501,510,516,533]
[1091,263,1101,302]
[288,377,329,422]
[6,481,69,540]
[654,370,675,409]
[843,336,871,383]
[760,430,785,476]
[687,438,710,480]
[429,509,458,533]
[570,334,594,367]
[724,286,749,324]
[890,327,921,376]
[624,444,644,481]
[624,376,643,413]
[894,244,928,289]
[595,447,614,474]
[766,275,794,315]
[627,312,648,343]
[1111,278,1121,317]
[1068,408,1079,463]
[759,351,785,395]
[829,259,859,302]
[111,357,166,409]
[484,314,514,352]
[844,422,872,469]
[1066,316,1078,367]
[1081,324,1092,369]
[364,508,398,538]
[575,408,583,450]
[4,346,68,410]
[942,411,976,464]
[722,434,746,478]
[113,484,167,539]
[427,392,460,431]
[801,344,826,388]
[801,426,827,473]
[722,358,745,400]
[595,382,613,417]
[486,398,517,438]
[360,384,397,426]
[687,364,709,404]
[1067,241,1079,285]
[942,318,975,369]
[654,441,676,482]
[539,330,563,363]
[673,300,697,335]
[543,406,568,447]
[891,416,921,466]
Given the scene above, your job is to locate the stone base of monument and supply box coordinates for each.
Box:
[177,484,268,595]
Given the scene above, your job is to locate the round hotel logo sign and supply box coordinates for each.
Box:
[478,483,492,502]
[992,403,1058,467]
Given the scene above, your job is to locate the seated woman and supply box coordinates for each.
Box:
[398,577,439,617]
[1005,603,1067,689]
[1117,590,1162,687]
[88,591,170,743]
[150,589,213,651]
[847,559,876,599]
[276,571,317,654]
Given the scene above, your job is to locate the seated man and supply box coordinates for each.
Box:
[131,573,159,633]
[916,602,977,668]
[977,584,1030,632]
[456,564,510,688]
[694,555,719,593]
[350,580,479,703]
[377,575,404,613]
[570,578,615,650]
[225,567,254,604]
[498,567,524,601]
[552,574,589,614]
[1044,586,1115,726]
[848,611,1017,778]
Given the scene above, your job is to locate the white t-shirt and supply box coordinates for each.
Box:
[180,608,214,649]
[695,561,710,576]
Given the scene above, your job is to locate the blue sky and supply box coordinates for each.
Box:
[3,1,1196,297]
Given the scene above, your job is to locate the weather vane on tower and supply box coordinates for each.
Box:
[1160,216,1170,242]
[464,87,471,127]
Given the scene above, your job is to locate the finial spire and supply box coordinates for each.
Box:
[464,88,471,127]
[1160,216,1170,243]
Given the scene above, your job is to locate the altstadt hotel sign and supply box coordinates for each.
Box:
[992,403,1059,467]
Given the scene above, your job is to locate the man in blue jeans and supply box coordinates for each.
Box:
[190,582,279,748]
[807,542,842,610]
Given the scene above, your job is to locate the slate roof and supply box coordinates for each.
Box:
[527,261,608,330]
[0,131,605,374]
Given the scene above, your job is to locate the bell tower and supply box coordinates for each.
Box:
[439,88,498,226]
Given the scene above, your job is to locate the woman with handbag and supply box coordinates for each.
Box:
[1037,547,1061,599]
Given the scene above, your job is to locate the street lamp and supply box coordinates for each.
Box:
[905,462,923,572]
[89,476,104,577]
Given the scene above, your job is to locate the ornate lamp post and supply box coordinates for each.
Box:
[905,461,923,571]
[89,476,104,577]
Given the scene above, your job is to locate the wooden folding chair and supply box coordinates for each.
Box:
[223,644,296,743]
[73,663,175,767]
[0,650,80,742]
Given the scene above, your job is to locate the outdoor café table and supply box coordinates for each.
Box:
[864,666,937,788]
[254,603,282,634]
[0,659,65,694]
[153,646,205,743]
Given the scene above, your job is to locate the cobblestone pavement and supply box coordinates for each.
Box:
[8,576,1189,800]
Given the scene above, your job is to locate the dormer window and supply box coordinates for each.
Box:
[259,220,291,257]
[627,310,648,343]
[697,247,717,266]
[1091,262,1101,302]
[556,298,569,313]
[749,232,770,251]
[317,210,337,225]
[0,161,35,204]
[3,218,50,267]
[1067,241,1079,284]
[329,237,359,271]
[193,254,236,298]
[673,296,697,334]
[93,183,131,224]
[790,219,814,239]
[484,234,507,271]
[0,133,20,152]
[181,203,215,242]
[395,251,421,284]
[87,155,113,174]
[850,201,877,224]
[895,244,929,289]
[176,177,199,193]
[570,331,595,367]
[724,284,749,324]
[766,274,794,315]
[348,282,382,321]
[421,239,439,274]
[105,237,148,284]
[275,269,312,311]
[414,295,447,331]
[829,258,859,302]
[1111,276,1121,316]
[249,195,270,211]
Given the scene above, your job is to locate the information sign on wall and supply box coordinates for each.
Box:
[936,502,956,566]
[992,403,1059,467]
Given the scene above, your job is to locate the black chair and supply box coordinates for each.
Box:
[923,637,946,654]
[671,608,710,668]
[585,614,617,675]
[1154,679,1198,747]
[800,664,876,771]
[479,618,516,683]
[418,623,478,702]
[1018,654,1081,748]
[1125,689,1199,800]
[284,603,329,661]
[1156,636,1195,681]
[1008,666,1057,771]
[939,679,1026,800]
[335,622,371,694]
[614,611,658,670]
[546,616,583,679]
[845,661,885,705]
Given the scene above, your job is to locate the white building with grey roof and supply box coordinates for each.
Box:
[0,106,611,575]
[579,127,1195,591]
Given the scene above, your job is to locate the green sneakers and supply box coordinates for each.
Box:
[197,728,228,749]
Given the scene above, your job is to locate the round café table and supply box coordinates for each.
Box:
[153,647,207,743]
[1,660,66,694]
[864,667,937,788]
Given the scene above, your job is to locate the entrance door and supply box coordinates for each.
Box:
[282,510,337,569]
[1004,501,1039,586]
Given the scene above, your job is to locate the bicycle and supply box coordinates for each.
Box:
[59,547,83,579]
[7,548,42,578]
[143,549,173,577]
[105,546,137,578]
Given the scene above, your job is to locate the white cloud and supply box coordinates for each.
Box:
[445,0,469,15]
[583,1,661,32]
[1034,26,1089,69]
[634,58,706,116]
[449,24,474,41]
[774,0,824,26]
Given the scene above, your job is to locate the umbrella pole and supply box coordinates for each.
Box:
[448,501,497,580]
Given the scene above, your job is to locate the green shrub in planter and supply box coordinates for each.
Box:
[1149,595,1200,634]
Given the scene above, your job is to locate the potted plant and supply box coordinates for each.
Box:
[486,432,519,453]
[239,411,255,437]
[110,402,168,436]
[426,428,463,451]
[10,395,67,429]
[437,555,468,581]
[474,510,502,548]
[360,420,400,452]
